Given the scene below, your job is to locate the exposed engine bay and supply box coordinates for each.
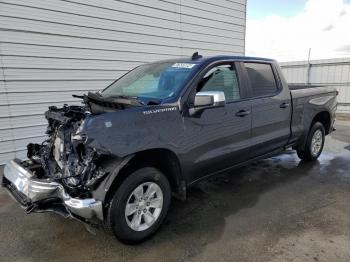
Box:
[21,91,145,198]
[24,91,139,199]
[23,104,107,198]
[1,92,146,224]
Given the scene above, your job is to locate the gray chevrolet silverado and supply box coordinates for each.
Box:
[2,54,337,243]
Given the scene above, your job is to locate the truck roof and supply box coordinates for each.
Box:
[198,55,276,63]
[151,55,277,67]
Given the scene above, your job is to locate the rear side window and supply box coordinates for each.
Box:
[244,63,278,97]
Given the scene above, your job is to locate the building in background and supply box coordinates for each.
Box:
[0,0,247,164]
[281,58,350,114]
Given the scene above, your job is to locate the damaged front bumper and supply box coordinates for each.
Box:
[2,159,103,222]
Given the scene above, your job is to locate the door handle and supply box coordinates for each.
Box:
[235,110,250,117]
[280,102,290,109]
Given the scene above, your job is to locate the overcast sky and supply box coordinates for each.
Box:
[246,0,350,62]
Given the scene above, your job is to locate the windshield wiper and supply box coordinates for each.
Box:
[72,94,84,99]
[110,95,146,106]
[107,95,162,106]
[146,99,162,105]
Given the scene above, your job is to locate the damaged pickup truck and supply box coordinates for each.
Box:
[2,54,337,243]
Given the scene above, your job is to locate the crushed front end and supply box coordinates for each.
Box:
[2,104,109,225]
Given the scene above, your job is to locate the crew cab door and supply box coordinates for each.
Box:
[183,62,252,182]
[243,62,292,157]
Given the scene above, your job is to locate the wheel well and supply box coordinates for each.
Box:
[312,111,331,134]
[104,149,184,205]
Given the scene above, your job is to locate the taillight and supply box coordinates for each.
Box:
[336,90,339,96]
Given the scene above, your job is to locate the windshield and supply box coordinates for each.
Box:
[101,62,197,100]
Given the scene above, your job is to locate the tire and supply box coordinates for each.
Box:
[297,122,325,161]
[105,167,171,244]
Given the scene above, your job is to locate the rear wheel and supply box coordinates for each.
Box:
[106,167,171,244]
[297,122,325,161]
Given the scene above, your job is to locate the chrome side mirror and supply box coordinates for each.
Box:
[189,91,226,116]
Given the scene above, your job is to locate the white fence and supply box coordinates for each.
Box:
[280,58,350,114]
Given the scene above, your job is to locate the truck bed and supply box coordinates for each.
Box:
[288,85,337,145]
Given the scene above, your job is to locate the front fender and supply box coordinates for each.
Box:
[91,155,134,202]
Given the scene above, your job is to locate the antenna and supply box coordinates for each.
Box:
[192,52,202,60]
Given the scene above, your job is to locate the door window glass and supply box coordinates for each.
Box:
[197,64,240,102]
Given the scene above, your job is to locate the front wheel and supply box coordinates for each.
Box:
[106,167,171,244]
[297,122,325,161]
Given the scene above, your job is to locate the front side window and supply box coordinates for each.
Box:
[197,64,240,102]
[244,63,278,97]
[102,62,197,100]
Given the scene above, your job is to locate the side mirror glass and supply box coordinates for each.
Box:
[189,91,226,116]
[194,94,214,107]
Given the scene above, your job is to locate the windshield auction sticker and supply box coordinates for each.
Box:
[172,63,196,69]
